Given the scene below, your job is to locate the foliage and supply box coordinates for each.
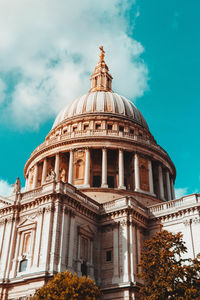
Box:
[138,230,200,300]
[31,270,101,300]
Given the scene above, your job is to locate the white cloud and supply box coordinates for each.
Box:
[0,179,12,197]
[0,79,6,105]
[0,0,148,129]
[175,187,188,199]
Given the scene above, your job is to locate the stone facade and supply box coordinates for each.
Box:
[0,47,199,300]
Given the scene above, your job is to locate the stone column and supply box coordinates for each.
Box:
[112,224,119,284]
[68,151,73,184]
[54,153,60,181]
[171,178,175,199]
[118,149,125,189]
[41,158,47,184]
[33,164,38,189]
[148,160,154,194]
[101,148,108,188]
[84,148,90,187]
[67,213,75,271]
[134,153,140,191]
[166,170,172,201]
[121,221,129,282]
[158,164,165,200]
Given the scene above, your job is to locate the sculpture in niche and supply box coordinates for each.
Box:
[46,169,56,182]
[60,168,66,182]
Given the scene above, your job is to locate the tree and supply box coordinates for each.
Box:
[31,270,101,300]
[138,230,200,300]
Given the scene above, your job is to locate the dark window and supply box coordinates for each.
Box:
[93,175,101,187]
[119,126,124,132]
[107,176,114,188]
[108,124,112,130]
[106,250,112,262]
[130,129,134,134]
[81,261,87,276]
[19,259,28,272]
[95,123,101,130]
[84,124,89,130]
[73,127,77,132]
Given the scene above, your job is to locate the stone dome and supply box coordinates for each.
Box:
[53,91,149,130]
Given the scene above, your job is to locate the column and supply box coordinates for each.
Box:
[112,224,119,284]
[54,153,60,181]
[41,158,47,184]
[33,164,38,189]
[158,164,165,200]
[122,222,129,282]
[101,148,108,188]
[171,178,175,199]
[148,160,154,194]
[134,153,140,191]
[84,148,90,187]
[58,207,69,272]
[67,213,75,271]
[166,170,172,201]
[68,151,73,184]
[118,149,125,189]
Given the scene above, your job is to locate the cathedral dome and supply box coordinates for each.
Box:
[52,91,149,130]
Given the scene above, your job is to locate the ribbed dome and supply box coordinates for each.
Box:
[53,92,149,130]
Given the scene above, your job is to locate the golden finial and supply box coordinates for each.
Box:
[99,45,105,62]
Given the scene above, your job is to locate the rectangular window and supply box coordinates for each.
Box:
[130,129,134,134]
[106,250,112,262]
[95,124,101,130]
[84,124,89,130]
[108,124,112,130]
[119,126,124,132]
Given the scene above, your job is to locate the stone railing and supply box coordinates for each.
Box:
[100,196,147,215]
[20,181,100,211]
[148,194,200,217]
[30,128,166,158]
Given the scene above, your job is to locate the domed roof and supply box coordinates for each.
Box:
[53,91,149,130]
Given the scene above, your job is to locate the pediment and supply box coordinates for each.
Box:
[18,215,37,229]
[79,224,94,238]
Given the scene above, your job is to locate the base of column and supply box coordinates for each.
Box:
[101,184,108,188]
[118,185,126,190]
[135,188,156,197]
[76,184,90,189]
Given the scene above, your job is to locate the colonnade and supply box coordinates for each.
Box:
[26,148,175,201]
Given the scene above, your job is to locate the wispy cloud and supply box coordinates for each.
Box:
[0,179,12,197]
[175,187,188,199]
[0,0,148,130]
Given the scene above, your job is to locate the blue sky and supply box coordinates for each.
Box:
[0,0,199,198]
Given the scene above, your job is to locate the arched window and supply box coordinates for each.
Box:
[75,159,84,179]
[19,259,28,272]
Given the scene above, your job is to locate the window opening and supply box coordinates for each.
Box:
[19,259,28,272]
[119,126,124,132]
[107,176,114,188]
[93,175,101,187]
[95,123,101,130]
[81,261,87,276]
[106,250,112,262]
[108,124,112,130]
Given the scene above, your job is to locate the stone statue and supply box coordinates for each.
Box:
[12,177,21,193]
[46,169,56,182]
